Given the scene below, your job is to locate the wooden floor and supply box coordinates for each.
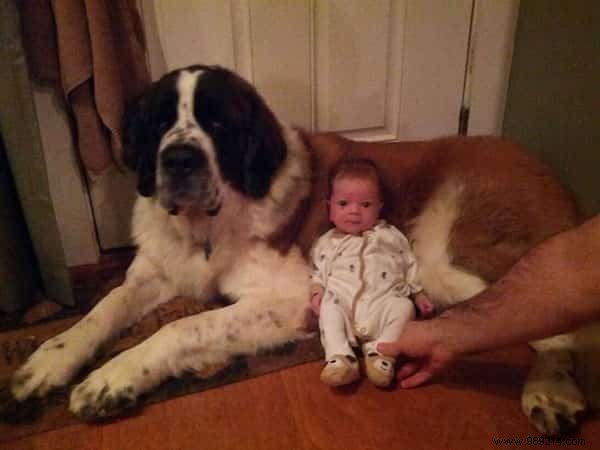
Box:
[5,254,599,448]
[6,347,600,450]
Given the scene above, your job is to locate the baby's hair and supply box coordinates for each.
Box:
[328,158,383,199]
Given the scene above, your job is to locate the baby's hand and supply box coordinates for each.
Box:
[310,286,325,315]
[415,292,436,319]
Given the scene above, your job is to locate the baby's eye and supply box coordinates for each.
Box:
[338,200,348,207]
[361,202,372,208]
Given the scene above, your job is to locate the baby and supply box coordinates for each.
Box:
[310,158,434,387]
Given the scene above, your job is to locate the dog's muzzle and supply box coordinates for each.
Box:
[159,144,221,216]
[161,144,207,178]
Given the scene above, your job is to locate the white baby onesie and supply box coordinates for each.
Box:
[311,220,421,359]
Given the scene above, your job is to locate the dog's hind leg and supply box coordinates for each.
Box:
[10,255,177,401]
[522,334,587,436]
[411,178,587,436]
[408,180,488,309]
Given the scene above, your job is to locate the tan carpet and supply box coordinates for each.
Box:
[0,298,323,442]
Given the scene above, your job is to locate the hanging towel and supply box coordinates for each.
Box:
[18,0,151,175]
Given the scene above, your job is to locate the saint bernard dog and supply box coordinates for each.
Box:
[9,65,587,435]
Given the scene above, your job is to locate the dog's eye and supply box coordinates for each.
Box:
[211,121,223,130]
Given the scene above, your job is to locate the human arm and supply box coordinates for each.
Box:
[378,214,600,388]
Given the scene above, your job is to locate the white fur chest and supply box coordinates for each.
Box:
[131,197,248,299]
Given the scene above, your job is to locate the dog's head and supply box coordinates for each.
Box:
[123,65,287,216]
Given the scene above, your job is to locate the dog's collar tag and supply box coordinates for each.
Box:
[204,238,212,260]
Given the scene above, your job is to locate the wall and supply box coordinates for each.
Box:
[503,0,600,218]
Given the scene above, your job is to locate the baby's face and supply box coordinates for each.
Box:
[329,177,382,235]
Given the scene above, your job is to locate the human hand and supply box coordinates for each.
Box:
[376,321,455,388]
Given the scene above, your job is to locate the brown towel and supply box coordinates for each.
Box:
[18,0,151,175]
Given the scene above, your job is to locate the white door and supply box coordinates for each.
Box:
[88,0,518,250]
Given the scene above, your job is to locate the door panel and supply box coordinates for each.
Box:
[152,0,236,70]
[316,0,391,132]
[398,0,472,139]
[150,0,473,140]
[250,0,313,129]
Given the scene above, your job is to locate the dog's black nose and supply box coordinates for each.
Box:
[161,145,206,177]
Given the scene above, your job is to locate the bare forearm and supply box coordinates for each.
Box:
[433,216,600,356]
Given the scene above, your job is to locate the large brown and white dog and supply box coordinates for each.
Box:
[9,65,588,434]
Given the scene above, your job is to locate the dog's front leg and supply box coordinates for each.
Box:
[10,255,174,401]
[68,244,313,420]
[68,291,311,420]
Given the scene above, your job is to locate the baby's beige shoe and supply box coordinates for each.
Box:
[320,354,360,386]
[365,352,396,387]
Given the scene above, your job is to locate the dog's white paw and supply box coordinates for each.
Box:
[69,353,152,420]
[522,365,586,436]
[11,336,88,401]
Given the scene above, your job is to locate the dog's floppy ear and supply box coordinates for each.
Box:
[123,90,158,197]
[242,92,287,197]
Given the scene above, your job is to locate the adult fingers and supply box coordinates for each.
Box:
[399,366,435,389]
[376,341,404,357]
[398,353,454,388]
[396,361,420,380]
